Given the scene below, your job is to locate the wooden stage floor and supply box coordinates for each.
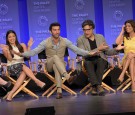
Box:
[0,89,135,115]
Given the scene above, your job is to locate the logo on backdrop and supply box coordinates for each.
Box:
[74,0,85,10]
[38,16,48,26]
[0,4,8,15]
[113,10,123,21]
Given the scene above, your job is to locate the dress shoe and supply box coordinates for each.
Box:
[67,75,77,85]
[91,87,98,96]
[97,85,105,96]
[56,93,62,99]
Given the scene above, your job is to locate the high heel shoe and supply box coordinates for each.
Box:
[3,92,12,101]
[6,98,12,102]
[117,78,124,84]
[41,83,46,90]
[131,83,135,93]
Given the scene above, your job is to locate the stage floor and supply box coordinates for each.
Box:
[0,89,135,115]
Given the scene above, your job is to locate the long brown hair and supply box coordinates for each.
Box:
[6,30,24,53]
[124,20,135,40]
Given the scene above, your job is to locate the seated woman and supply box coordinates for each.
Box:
[0,30,46,101]
[116,19,135,92]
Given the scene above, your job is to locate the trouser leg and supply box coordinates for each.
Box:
[47,55,66,76]
[85,60,99,86]
[96,58,107,85]
[53,64,62,93]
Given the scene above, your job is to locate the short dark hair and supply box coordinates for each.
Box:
[49,22,61,31]
[82,20,95,29]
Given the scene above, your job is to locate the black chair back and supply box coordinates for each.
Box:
[0,53,7,63]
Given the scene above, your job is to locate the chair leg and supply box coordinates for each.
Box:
[42,84,56,97]
[62,84,77,95]
[47,87,57,98]
[102,82,116,93]
[102,68,112,80]
[121,81,131,92]
[85,87,92,95]
[80,83,91,94]
[117,78,131,91]
[102,84,111,93]
[12,79,39,99]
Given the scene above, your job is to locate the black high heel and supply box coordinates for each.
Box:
[41,83,46,90]
[117,78,124,84]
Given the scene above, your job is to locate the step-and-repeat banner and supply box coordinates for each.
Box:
[65,0,95,58]
[0,0,20,44]
[103,0,133,47]
[27,0,57,61]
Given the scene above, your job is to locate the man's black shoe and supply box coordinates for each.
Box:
[91,87,98,96]
[97,85,105,96]
[56,93,63,99]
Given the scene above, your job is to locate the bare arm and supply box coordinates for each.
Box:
[116,25,125,45]
[0,44,13,61]
[27,37,34,51]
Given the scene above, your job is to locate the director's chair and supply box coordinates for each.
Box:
[37,48,77,98]
[0,54,39,99]
[79,56,117,95]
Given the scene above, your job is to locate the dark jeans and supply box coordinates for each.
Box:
[84,57,108,86]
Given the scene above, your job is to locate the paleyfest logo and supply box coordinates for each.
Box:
[38,16,48,26]
[0,4,8,15]
[74,0,85,10]
[113,10,123,21]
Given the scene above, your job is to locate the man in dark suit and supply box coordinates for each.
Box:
[77,20,124,96]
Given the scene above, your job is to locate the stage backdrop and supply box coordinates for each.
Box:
[0,0,135,61]
[26,0,57,61]
[65,0,95,58]
[0,0,20,44]
[103,0,133,47]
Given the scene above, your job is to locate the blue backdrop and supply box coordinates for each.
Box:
[0,0,135,60]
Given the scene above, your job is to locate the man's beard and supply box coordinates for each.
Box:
[52,34,59,39]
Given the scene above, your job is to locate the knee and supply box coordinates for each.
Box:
[126,52,134,59]
[53,55,59,60]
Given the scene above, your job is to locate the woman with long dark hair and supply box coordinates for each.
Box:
[116,20,135,92]
[0,30,45,101]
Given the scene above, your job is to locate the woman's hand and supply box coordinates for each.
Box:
[121,25,125,33]
[0,44,9,51]
[27,37,34,48]
[12,50,22,56]
[115,44,125,51]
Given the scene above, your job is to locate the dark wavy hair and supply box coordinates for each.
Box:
[49,22,61,31]
[82,20,95,29]
[124,19,135,40]
[6,30,24,53]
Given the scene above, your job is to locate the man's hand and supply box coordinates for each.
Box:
[89,51,100,56]
[98,42,109,51]
[115,44,125,51]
